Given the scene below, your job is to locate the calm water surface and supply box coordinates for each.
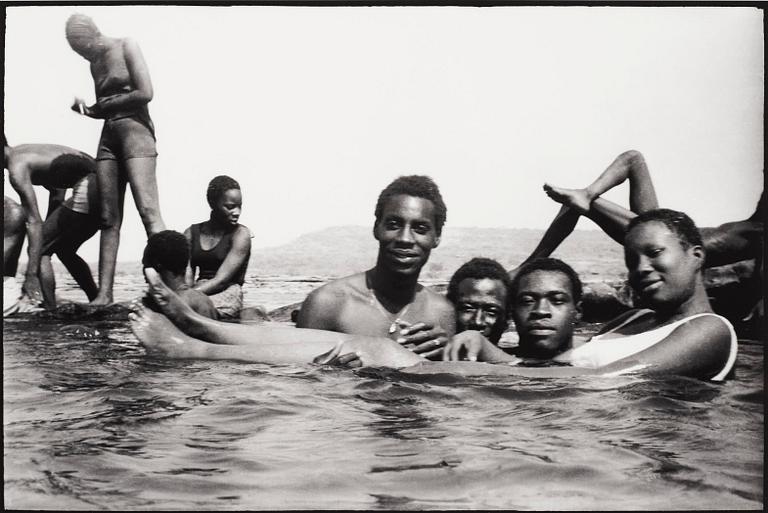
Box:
[3,273,764,510]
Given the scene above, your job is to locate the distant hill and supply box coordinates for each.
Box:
[248,225,627,283]
[41,225,627,284]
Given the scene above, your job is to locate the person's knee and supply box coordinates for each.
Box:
[136,204,163,228]
[4,200,26,235]
[620,149,645,163]
[99,207,122,229]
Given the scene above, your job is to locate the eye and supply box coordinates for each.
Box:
[517,296,535,306]
[459,303,477,313]
[385,219,400,230]
[412,223,431,235]
[550,295,567,305]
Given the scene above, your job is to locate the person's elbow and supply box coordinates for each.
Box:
[136,86,153,104]
[26,217,43,232]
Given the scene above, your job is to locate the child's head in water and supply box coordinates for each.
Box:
[142,230,190,277]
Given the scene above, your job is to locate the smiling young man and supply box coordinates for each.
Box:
[296,175,456,359]
[443,257,583,363]
[446,257,512,345]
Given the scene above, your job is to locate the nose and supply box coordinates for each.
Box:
[531,298,551,317]
[395,227,415,244]
[631,254,653,277]
[471,309,487,328]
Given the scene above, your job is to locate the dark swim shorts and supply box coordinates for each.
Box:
[96,115,158,161]
[40,206,100,257]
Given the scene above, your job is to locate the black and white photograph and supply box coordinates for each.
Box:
[3,3,764,510]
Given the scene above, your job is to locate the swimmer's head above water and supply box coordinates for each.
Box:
[373,175,446,278]
[509,258,582,359]
[142,230,191,277]
[625,208,706,313]
[448,257,512,344]
[374,175,447,237]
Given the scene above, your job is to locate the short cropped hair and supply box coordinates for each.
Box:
[65,14,101,45]
[48,154,96,188]
[142,230,190,275]
[510,257,583,303]
[374,175,447,236]
[447,257,513,316]
[626,208,703,249]
[206,175,241,209]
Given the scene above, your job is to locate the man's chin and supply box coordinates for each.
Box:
[519,338,564,358]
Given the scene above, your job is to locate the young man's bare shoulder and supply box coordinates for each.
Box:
[307,272,367,303]
[420,284,454,309]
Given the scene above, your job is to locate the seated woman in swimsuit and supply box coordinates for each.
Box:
[131,208,737,381]
[184,175,252,319]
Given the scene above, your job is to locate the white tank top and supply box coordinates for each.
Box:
[67,174,91,215]
[555,310,738,381]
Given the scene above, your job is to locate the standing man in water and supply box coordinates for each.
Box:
[4,136,95,306]
[296,175,456,359]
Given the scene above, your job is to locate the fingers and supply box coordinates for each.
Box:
[335,352,363,368]
[419,347,443,360]
[313,343,363,368]
[449,340,462,361]
[313,341,344,365]
[409,337,448,354]
[398,322,428,336]
[397,326,446,345]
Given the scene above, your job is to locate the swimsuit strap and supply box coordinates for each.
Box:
[604,311,737,381]
[601,309,655,335]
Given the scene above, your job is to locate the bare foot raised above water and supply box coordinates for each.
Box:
[129,303,207,359]
[143,267,197,327]
[543,184,594,214]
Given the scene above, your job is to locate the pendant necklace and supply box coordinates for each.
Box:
[366,273,411,335]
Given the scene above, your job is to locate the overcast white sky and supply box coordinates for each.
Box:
[4,5,764,263]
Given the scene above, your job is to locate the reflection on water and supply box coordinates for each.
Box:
[3,276,765,510]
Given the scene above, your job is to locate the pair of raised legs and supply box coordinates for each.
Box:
[515,150,763,273]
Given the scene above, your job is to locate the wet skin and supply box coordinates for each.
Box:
[374,194,440,278]
[512,270,580,358]
[455,277,508,344]
[624,222,702,312]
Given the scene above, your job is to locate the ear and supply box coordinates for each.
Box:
[574,300,583,323]
[372,222,381,241]
[690,244,705,270]
[433,235,441,248]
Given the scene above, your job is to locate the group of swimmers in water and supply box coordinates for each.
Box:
[4,14,764,382]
